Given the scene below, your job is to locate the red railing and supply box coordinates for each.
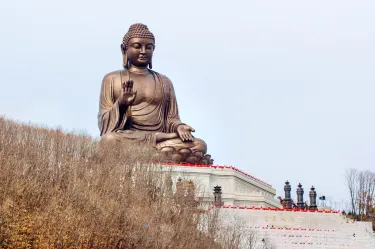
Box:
[249,226,336,232]
[208,204,340,214]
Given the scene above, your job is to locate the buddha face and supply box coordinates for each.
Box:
[126,38,154,68]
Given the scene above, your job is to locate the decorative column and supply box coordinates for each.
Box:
[309,186,317,210]
[296,183,305,209]
[284,180,292,209]
[214,185,223,207]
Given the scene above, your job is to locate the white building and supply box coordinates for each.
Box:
[157,163,375,248]
[158,163,281,208]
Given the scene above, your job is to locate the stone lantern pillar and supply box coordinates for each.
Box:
[296,183,305,209]
[213,185,223,206]
[309,186,317,210]
[284,180,292,209]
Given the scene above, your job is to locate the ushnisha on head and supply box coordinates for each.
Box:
[121,23,155,69]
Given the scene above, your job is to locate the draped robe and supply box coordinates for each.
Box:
[98,70,207,154]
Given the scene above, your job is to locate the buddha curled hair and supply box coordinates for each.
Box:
[122,23,155,50]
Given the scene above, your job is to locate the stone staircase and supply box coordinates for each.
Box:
[217,207,375,249]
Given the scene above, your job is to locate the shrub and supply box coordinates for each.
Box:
[0,117,219,249]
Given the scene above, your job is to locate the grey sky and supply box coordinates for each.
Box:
[1,0,374,207]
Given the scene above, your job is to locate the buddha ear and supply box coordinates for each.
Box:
[123,53,129,69]
[149,45,155,69]
[121,44,129,69]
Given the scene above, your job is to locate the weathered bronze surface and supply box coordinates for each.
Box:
[98,23,211,164]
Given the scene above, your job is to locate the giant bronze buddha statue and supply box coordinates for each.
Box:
[98,23,212,164]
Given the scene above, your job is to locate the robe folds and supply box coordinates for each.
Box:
[97,70,206,154]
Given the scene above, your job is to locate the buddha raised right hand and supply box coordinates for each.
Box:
[118,79,137,108]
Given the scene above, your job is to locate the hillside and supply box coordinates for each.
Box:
[0,117,221,248]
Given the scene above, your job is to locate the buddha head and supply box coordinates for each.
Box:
[121,23,155,69]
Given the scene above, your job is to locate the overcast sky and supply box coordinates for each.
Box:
[1,0,374,208]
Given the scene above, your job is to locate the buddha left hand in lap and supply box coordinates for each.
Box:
[98,23,212,165]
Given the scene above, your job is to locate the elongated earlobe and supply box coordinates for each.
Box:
[121,44,129,69]
[123,53,129,69]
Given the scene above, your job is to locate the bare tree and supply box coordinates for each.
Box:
[358,170,366,217]
[346,168,359,215]
[244,230,258,249]
[208,212,275,249]
[364,171,375,216]
[345,168,375,222]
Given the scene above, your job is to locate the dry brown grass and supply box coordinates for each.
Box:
[0,117,220,249]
